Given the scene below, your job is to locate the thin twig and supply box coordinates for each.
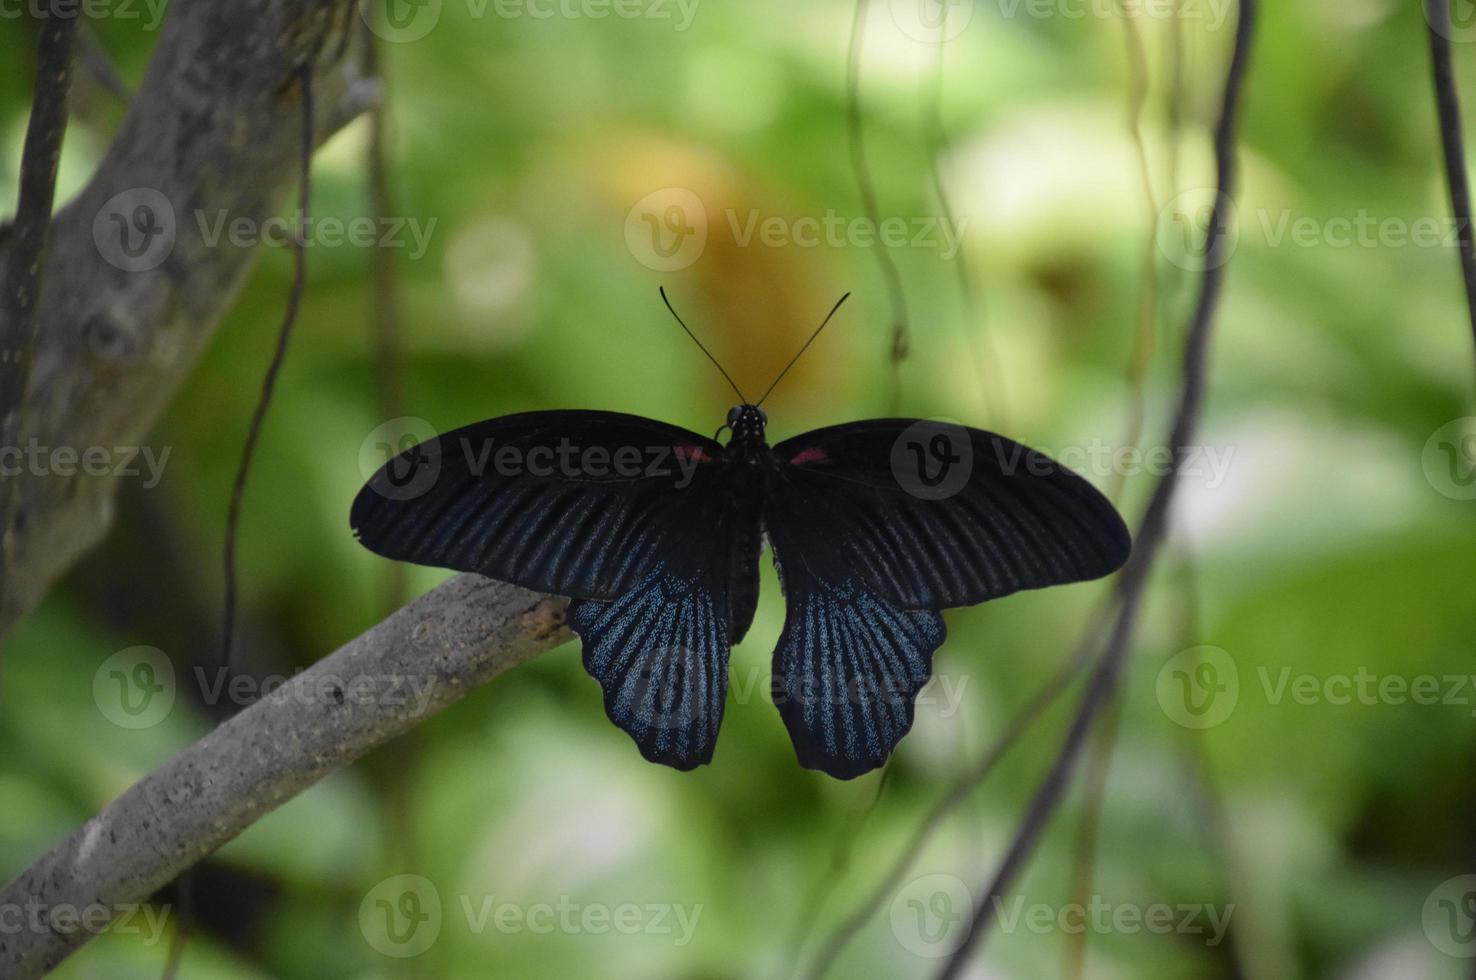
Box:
[783,765,892,978]
[1062,687,1124,979]
[0,6,77,623]
[923,31,1007,427]
[362,21,408,616]
[803,620,1105,979]
[221,65,316,671]
[77,21,132,103]
[846,0,911,410]
[1424,0,1476,377]
[936,2,1255,973]
[1170,544,1254,979]
[1109,1,1163,504]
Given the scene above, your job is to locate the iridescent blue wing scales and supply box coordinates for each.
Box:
[763,419,1130,778]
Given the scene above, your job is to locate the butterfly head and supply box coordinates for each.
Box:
[725,404,768,450]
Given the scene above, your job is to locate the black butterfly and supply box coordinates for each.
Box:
[350,293,1130,779]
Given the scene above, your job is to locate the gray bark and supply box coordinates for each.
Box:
[0,0,374,642]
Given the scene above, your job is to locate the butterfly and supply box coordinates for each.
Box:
[350,291,1131,779]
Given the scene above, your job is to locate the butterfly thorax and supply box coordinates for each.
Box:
[723,403,769,458]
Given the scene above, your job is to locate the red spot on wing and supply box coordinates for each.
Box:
[675,444,713,463]
[788,446,829,466]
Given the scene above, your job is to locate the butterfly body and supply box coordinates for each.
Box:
[352,405,1130,779]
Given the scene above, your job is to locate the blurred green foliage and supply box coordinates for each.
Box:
[3,1,1476,978]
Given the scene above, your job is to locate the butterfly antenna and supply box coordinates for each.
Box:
[756,292,851,407]
[660,287,748,403]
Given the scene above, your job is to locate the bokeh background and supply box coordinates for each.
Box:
[4,0,1476,977]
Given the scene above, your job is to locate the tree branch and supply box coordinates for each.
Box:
[936,0,1257,973]
[0,0,377,646]
[0,4,79,624]
[0,574,570,978]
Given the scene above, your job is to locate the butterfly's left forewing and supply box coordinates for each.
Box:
[763,419,1131,778]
